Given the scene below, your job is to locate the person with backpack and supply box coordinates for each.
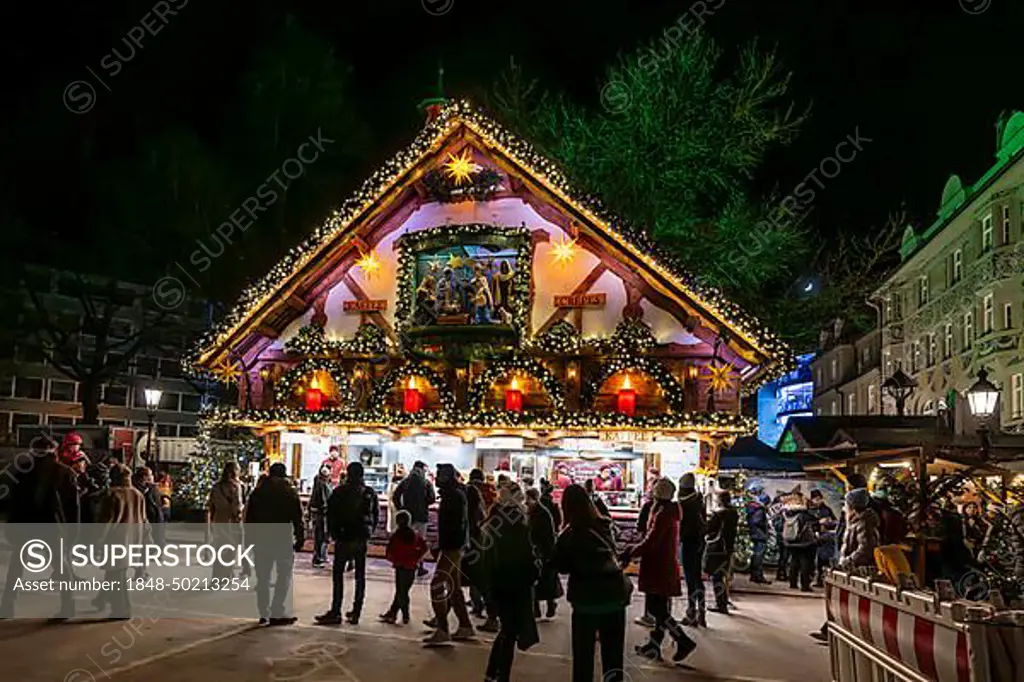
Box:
[554,484,630,682]
[315,461,379,626]
[525,487,563,620]
[480,483,541,682]
[781,495,818,592]
[391,460,436,576]
[379,510,428,625]
[704,490,739,615]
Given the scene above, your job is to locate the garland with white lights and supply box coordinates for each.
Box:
[370,361,457,411]
[530,320,582,354]
[595,318,658,355]
[466,354,566,411]
[283,322,390,357]
[393,223,532,344]
[422,166,502,203]
[581,355,688,413]
[274,358,355,410]
[201,404,755,435]
[186,100,791,387]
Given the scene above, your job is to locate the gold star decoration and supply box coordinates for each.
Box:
[443,149,477,186]
[447,253,464,268]
[551,234,577,265]
[707,363,734,392]
[355,250,381,277]
[212,360,242,385]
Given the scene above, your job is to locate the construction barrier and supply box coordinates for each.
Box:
[826,571,1024,682]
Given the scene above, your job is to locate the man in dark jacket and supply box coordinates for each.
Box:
[392,460,435,576]
[244,462,305,626]
[465,468,488,618]
[423,463,475,646]
[134,466,166,546]
[704,490,739,614]
[677,473,707,626]
[526,487,563,619]
[0,437,80,619]
[539,478,562,530]
[746,489,771,584]
[781,498,818,592]
[315,461,379,626]
[309,465,334,568]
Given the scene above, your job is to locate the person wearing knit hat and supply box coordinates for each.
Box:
[624,475,696,663]
[677,472,706,626]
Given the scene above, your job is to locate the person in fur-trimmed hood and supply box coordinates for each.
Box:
[837,488,880,572]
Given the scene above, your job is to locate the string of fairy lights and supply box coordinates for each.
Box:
[580,355,689,413]
[185,100,792,385]
[466,353,567,411]
[274,357,356,408]
[369,361,458,411]
[283,322,389,357]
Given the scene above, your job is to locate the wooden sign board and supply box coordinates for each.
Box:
[343,299,388,313]
[554,293,606,308]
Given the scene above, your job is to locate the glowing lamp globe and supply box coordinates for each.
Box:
[967,368,999,419]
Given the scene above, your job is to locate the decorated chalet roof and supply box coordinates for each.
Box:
[186,100,792,381]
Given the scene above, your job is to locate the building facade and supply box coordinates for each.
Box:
[873,111,1024,428]
[0,268,221,459]
[811,320,882,418]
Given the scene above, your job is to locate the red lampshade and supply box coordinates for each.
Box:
[403,387,423,413]
[305,387,323,412]
[505,389,523,412]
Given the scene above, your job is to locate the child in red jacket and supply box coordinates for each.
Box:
[380,510,428,624]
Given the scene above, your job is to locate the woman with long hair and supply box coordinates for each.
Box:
[554,484,630,682]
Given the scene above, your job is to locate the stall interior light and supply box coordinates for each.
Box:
[877,461,912,469]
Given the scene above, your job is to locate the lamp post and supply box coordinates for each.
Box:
[143,387,163,468]
[966,368,1000,457]
[882,365,916,416]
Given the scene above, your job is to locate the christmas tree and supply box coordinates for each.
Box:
[176,424,264,509]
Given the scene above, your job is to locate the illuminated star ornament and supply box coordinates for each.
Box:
[355,250,381,277]
[551,234,577,265]
[707,363,735,392]
[443,149,477,186]
[211,360,242,386]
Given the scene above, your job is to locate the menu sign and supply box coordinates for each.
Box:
[344,299,388,313]
[553,293,606,308]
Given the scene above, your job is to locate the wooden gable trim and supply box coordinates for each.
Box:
[535,262,609,337]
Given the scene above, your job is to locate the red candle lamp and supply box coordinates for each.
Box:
[616,375,636,417]
[305,385,323,412]
[505,376,523,412]
[403,376,424,413]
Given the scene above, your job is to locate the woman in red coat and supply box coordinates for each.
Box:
[624,477,697,664]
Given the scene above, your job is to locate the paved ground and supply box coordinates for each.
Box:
[0,558,830,682]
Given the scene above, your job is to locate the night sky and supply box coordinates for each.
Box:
[2,0,1022,291]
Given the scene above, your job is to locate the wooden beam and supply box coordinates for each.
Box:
[535,263,608,337]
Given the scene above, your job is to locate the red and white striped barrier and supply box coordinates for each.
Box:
[825,571,1023,682]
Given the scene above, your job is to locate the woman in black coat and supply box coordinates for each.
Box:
[527,487,564,619]
[480,483,540,682]
[704,490,739,614]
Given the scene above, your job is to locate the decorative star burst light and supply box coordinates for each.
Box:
[551,235,577,265]
[212,360,242,386]
[707,363,735,392]
[355,250,381,277]
[443,149,477,186]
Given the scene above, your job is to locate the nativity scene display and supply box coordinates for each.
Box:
[411,243,519,328]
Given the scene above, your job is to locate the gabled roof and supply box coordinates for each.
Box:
[186,101,791,377]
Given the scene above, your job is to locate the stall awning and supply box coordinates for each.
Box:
[719,436,802,472]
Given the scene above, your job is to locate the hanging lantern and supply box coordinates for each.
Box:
[617,375,636,417]
[305,375,323,412]
[403,376,424,413]
[505,376,523,412]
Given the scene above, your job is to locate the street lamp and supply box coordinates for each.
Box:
[882,365,916,416]
[967,368,1000,456]
[143,387,163,468]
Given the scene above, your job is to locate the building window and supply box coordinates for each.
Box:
[952,249,963,284]
[944,323,953,358]
[1005,303,1013,330]
[923,400,934,415]
[0,374,13,398]
[918,275,929,307]
[847,392,856,415]
[102,385,130,407]
[830,401,837,416]
[927,334,936,366]
[48,379,77,403]
[178,424,199,439]
[831,358,838,381]
[13,377,44,400]
[180,394,202,413]
[868,384,877,413]
[156,423,178,437]
[134,356,158,377]
[893,293,903,320]
[983,293,994,333]
[1013,373,1023,420]
[964,311,974,349]
[160,392,180,411]
[47,415,75,426]
[982,213,994,252]
[884,296,892,322]
[159,359,183,379]
[1003,205,1011,245]
[912,341,922,373]
[99,418,127,427]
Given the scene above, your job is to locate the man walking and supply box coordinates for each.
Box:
[392,460,435,577]
[422,463,475,647]
[746,487,771,584]
[244,462,305,626]
[677,473,707,626]
[315,461,379,626]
